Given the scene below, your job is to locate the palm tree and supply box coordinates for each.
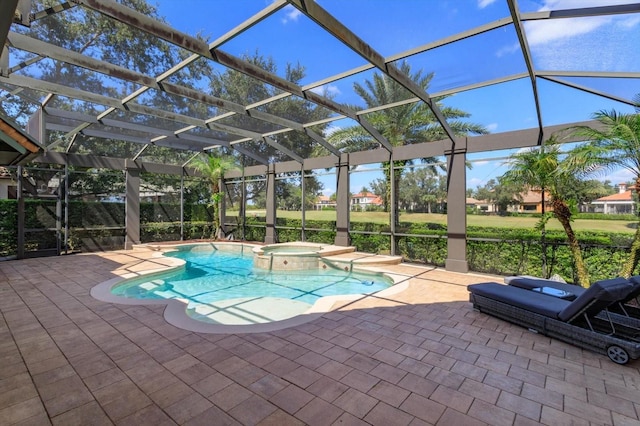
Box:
[501,137,591,287]
[328,61,488,224]
[567,102,640,277]
[191,153,237,239]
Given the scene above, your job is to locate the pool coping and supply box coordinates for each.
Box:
[90,242,409,334]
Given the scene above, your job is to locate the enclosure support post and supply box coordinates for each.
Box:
[63,164,69,254]
[301,166,306,242]
[218,176,226,239]
[17,165,24,259]
[335,153,350,247]
[125,164,140,249]
[241,161,246,241]
[445,138,468,273]
[56,170,62,255]
[265,164,277,244]
[390,157,396,255]
[180,171,184,241]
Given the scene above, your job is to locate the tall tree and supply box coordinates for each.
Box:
[209,52,331,207]
[399,167,440,213]
[501,138,590,286]
[327,61,488,225]
[567,102,640,277]
[7,0,212,192]
[191,154,237,238]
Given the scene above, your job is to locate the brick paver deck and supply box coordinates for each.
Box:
[1,246,639,425]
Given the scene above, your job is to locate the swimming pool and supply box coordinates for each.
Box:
[105,243,395,329]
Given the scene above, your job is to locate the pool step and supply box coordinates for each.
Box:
[322,252,403,267]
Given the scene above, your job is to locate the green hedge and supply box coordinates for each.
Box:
[0,198,635,283]
[575,212,638,221]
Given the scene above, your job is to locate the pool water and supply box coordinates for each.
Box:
[111,246,392,324]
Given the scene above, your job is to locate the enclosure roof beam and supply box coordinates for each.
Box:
[3,75,284,161]
[221,144,268,166]
[7,32,157,87]
[8,32,339,155]
[507,0,544,145]
[288,0,458,143]
[263,136,303,164]
[521,3,640,20]
[538,76,637,108]
[209,49,393,151]
[74,0,392,152]
[47,122,219,151]
[44,107,235,148]
[71,0,212,58]
[59,0,297,163]
[31,2,77,22]
[0,0,19,52]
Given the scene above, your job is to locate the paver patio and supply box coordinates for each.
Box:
[1,246,639,425]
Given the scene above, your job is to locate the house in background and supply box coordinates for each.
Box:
[350,191,383,211]
[466,197,497,213]
[0,167,16,199]
[510,188,552,214]
[313,194,336,210]
[591,183,636,214]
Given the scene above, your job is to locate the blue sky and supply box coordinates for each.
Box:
[154,0,640,195]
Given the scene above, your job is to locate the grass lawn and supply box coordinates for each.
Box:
[236,210,637,234]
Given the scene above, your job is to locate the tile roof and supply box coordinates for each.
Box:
[594,190,633,202]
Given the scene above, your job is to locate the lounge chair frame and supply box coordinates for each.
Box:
[469,286,640,364]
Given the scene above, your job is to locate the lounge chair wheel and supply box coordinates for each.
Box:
[607,345,629,365]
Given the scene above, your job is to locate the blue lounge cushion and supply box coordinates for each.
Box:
[469,283,570,318]
[507,276,636,303]
[507,276,585,298]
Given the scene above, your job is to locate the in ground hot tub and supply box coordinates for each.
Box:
[252,242,355,270]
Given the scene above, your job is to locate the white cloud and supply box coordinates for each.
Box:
[524,17,607,47]
[619,15,640,29]
[477,0,497,9]
[472,160,490,166]
[309,84,341,97]
[322,187,334,196]
[537,0,633,11]
[485,123,499,132]
[324,124,342,137]
[524,1,638,46]
[281,5,302,24]
[602,169,634,184]
[495,42,520,58]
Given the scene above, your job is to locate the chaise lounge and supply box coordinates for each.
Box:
[468,278,640,364]
[506,275,640,320]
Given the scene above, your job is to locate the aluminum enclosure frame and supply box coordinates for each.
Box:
[0,0,638,270]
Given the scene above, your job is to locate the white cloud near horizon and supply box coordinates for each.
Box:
[485,123,499,132]
[602,169,634,185]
